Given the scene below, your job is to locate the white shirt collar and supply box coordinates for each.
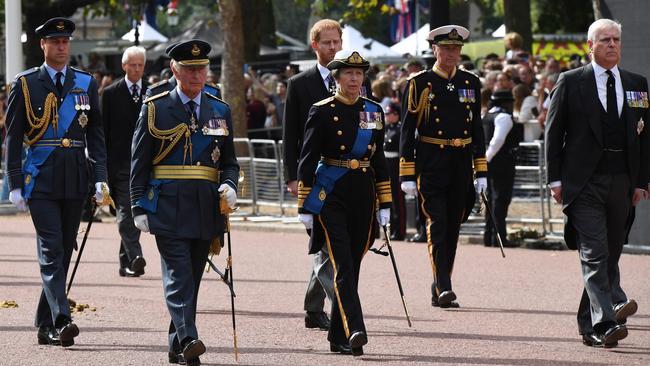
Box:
[43,63,67,83]
[317,63,331,81]
[125,77,142,90]
[176,86,202,107]
[591,60,620,79]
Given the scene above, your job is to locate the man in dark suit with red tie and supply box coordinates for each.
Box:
[546,18,649,348]
[102,46,148,277]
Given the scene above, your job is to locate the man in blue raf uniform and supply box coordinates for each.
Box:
[399,25,487,309]
[130,39,239,366]
[4,17,108,347]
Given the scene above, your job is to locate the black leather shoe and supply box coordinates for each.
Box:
[431,296,460,308]
[601,324,627,345]
[330,342,352,354]
[407,231,427,243]
[56,320,79,347]
[305,311,330,330]
[438,290,457,307]
[130,256,147,273]
[351,346,364,356]
[168,351,186,364]
[37,326,61,346]
[182,339,206,361]
[119,266,144,277]
[582,333,604,347]
[614,299,637,323]
[390,233,405,241]
[349,331,368,349]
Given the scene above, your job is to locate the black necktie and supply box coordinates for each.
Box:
[605,70,618,123]
[131,84,139,103]
[55,72,63,95]
[187,100,198,120]
[326,73,336,94]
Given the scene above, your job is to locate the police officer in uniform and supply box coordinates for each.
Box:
[482,89,518,247]
[297,50,391,356]
[399,25,487,308]
[384,102,406,240]
[4,17,108,347]
[130,40,239,365]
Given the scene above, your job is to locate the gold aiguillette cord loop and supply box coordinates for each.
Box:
[21,77,59,144]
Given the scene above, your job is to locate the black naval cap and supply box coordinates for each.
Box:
[168,39,211,66]
[427,25,470,46]
[327,50,370,71]
[35,17,75,39]
[164,42,180,57]
[490,89,514,102]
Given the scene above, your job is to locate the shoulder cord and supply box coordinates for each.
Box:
[21,77,59,145]
[406,78,430,129]
[146,102,192,165]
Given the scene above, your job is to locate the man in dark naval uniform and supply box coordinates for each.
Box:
[399,25,487,309]
[130,39,239,366]
[4,17,108,347]
[546,18,648,348]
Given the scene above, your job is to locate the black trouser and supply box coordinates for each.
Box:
[484,155,515,246]
[386,156,406,237]
[417,149,473,296]
[568,174,630,334]
[30,198,84,327]
[317,172,375,345]
[110,166,143,268]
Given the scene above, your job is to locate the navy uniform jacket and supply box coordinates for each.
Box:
[130,88,239,240]
[146,76,220,98]
[399,67,487,181]
[4,65,106,199]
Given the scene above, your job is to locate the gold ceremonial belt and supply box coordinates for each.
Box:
[153,165,219,182]
[32,138,85,148]
[420,136,472,148]
[322,157,371,170]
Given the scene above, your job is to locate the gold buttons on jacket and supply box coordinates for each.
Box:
[433,106,438,111]
[333,116,339,122]
[463,130,468,135]
[466,117,470,122]
[362,168,367,172]
[465,80,470,85]
[340,145,346,151]
[330,103,336,108]
[437,131,443,135]
[196,161,202,166]
[435,118,440,123]
[337,130,342,136]
[367,144,372,150]
[466,105,471,110]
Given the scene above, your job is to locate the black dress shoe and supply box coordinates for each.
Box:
[390,233,405,241]
[351,346,364,356]
[407,232,427,243]
[56,320,79,347]
[305,311,330,330]
[614,299,637,323]
[438,290,457,307]
[130,256,147,273]
[432,296,460,308]
[119,266,144,277]
[330,342,352,354]
[182,339,206,361]
[168,351,186,365]
[37,326,61,346]
[601,324,627,345]
[581,332,618,348]
[349,331,368,349]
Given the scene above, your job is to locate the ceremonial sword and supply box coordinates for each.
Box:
[480,191,506,258]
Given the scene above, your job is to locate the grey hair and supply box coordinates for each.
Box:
[170,59,208,73]
[587,18,621,42]
[122,46,147,64]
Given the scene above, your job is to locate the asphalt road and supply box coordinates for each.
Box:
[1,214,649,365]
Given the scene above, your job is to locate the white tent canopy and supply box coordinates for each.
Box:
[492,24,506,38]
[341,25,400,58]
[390,23,431,56]
[121,20,168,43]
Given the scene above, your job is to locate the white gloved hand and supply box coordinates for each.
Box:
[218,184,237,209]
[9,188,28,212]
[376,208,390,227]
[94,182,108,202]
[133,214,150,232]
[298,213,313,230]
[400,181,417,196]
[474,177,488,195]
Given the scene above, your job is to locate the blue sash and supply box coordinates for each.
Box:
[303,99,380,214]
[23,71,92,199]
[137,97,228,213]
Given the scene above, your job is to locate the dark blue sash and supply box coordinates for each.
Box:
[303,99,379,214]
[23,71,92,199]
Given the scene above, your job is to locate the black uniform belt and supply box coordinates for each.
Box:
[322,157,371,170]
[420,136,472,148]
[32,138,85,148]
[152,165,219,182]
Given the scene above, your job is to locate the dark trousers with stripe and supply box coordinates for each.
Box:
[317,172,375,345]
[386,156,406,237]
[484,156,515,246]
[417,149,473,296]
[30,198,84,327]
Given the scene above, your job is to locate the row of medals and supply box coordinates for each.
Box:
[188,112,221,164]
[74,94,90,128]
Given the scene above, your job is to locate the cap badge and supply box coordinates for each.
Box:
[191,44,201,56]
[449,28,459,40]
[56,22,65,31]
[348,51,363,64]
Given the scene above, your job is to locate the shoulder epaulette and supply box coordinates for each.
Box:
[149,79,170,90]
[361,96,382,107]
[205,91,228,106]
[70,67,92,76]
[143,90,170,104]
[406,69,427,81]
[458,68,480,81]
[206,82,220,90]
[314,96,335,106]
[15,67,39,79]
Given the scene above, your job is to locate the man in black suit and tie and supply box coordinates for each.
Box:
[102,46,148,277]
[546,18,649,348]
[283,19,343,330]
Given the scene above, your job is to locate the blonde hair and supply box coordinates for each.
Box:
[504,32,523,50]
[310,19,342,43]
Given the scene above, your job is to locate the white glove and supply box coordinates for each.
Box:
[94,182,109,202]
[474,177,487,195]
[400,181,417,196]
[376,208,390,227]
[133,214,150,232]
[218,184,237,209]
[9,188,28,212]
[298,213,313,230]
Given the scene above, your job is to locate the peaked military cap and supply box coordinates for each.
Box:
[164,42,180,57]
[490,89,514,102]
[35,17,75,39]
[427,25,469,46]
[168,39,211,66]
[327,50,370,71]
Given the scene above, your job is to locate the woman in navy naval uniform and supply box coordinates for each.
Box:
[297,50,392,356]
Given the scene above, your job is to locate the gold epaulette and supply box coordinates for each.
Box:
[297,181,311,209]
[148,79,169,90]
[406,69,427,81]
[473,157,488,173]
[314,96,335,106]
[205,91,229,106]
[144,90,169,104]
[375,180,392,204]
[399,157,416,176]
